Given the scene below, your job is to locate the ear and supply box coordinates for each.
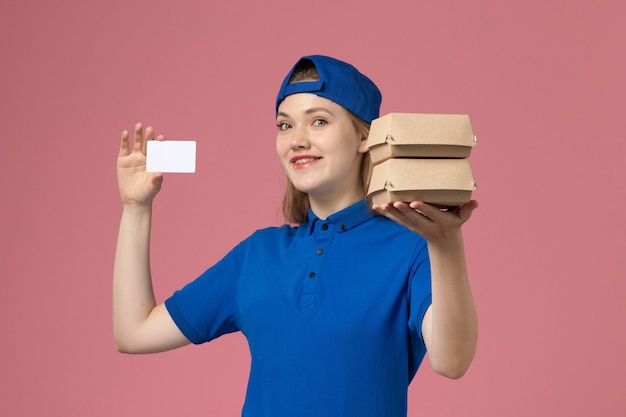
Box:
[357,134,369,154]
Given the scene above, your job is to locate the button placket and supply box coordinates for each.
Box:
[301,221,332,311]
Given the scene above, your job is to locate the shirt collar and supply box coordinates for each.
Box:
[305,199,374,234]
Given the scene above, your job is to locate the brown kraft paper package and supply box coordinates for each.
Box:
[366,113,477,207]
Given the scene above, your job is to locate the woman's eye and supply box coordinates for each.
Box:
[313,119,327,127]
[277,122,291,130]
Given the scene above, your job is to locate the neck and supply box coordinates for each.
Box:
[308,190,365,220]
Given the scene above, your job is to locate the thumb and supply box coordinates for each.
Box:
[150,173,164,189]
[457,200,479,223]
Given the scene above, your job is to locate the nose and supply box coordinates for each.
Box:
[290,125,310,150]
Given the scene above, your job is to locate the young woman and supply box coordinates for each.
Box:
[114,55,478,417]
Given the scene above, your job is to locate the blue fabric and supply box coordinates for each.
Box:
[275,55,382,124]
[165,200,431,417]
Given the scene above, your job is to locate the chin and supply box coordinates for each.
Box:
[289,177,322,194]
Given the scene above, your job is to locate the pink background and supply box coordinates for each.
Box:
[2,0,625,415]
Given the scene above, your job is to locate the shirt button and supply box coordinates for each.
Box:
[309,272,316,278]
[321,224,329,230]
[316,248,323,255]
[340,224,347,231]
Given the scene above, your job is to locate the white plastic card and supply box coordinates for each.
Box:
[146,140,196,173]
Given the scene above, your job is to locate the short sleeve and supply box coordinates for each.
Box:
[407,241,432,378]
[164,239,248,344]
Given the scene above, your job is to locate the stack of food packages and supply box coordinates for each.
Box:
[366,113,477,209]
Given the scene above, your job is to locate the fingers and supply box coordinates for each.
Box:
[392,201,427,223]
[372,203,405,224]
[407,201,439,218]
[132,123,144,153]
[394,203,436,234]
[119,130,130,157]
[125,123,161,155]
[374,200,478,228]
[373,200,478,244]
[142,126,154,155]
[373,202,430,233]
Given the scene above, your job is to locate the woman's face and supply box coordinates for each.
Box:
[276,93,367,204]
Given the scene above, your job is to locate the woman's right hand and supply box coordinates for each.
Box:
[117,123,165,207]
[114,123,191,354]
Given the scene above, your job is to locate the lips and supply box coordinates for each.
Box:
[290,155,322,167]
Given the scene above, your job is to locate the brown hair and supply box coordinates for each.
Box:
[279,60,372,224]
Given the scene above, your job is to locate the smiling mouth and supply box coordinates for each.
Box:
[292,157,321,166]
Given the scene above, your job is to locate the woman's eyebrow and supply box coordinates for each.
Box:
[277,107,334,119]
[305,107,334,116]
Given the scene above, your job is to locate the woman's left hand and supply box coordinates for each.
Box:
[371,200,478,246]
[374,200,480,378]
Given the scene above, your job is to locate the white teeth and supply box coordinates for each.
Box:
[293,158,317,165]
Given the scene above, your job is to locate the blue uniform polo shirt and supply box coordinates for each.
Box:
[165,200,432,417]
